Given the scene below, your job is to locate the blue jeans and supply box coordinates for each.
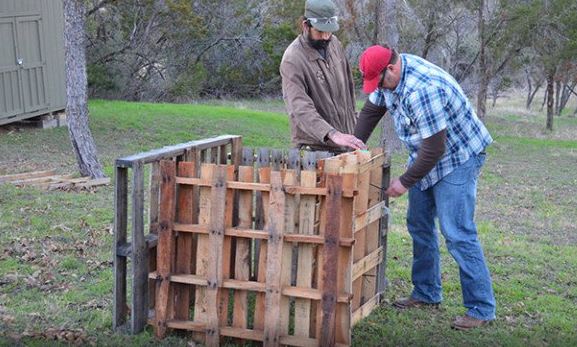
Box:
[407,153,496,320]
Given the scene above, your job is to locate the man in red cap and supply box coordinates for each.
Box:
[355,45,496,330]
[280,0,366,153]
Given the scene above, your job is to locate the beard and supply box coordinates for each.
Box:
[306,32,331,50]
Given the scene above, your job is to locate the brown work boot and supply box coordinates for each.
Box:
[451,315,491,330]
[392,297,440,310]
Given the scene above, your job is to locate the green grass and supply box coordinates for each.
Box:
[1,97,577,346]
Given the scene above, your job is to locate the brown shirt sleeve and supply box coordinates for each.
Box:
[354,99,387,143]
[399,129,447,188]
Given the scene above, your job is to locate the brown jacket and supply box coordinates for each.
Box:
[280,35,357,152]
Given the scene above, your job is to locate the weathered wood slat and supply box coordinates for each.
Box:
[193,164,214,342]
[218,165,235,327]
[352,151,371,310]
[177,176,357,197]
[154,160,177,338]
[175,177,268,191]
[353,201,387,233]
[352,247,384,282]
[0,169,57,183]
[376,147,391,297]
[335,155,356,345]
[253,163,270,330]
[295,151,316,338]
[8,174,69,185]
[263,171,285,347]
[116,135,240,167]
[282,286,351,303]
[351,293,381,326]
[280,168,297,336]
[357,152,386,175]
[205,165,227,346]
[221,326,264,341]
[131,161,148,333]
[166,320,206,332]
[320,173,343,347]
[173,224,355,246]
[174,161,195,320]
[364,148,384,303]
[116,234,158,257]
[113,166,128,330]
[233,160,254,330]
[148,162,161,311]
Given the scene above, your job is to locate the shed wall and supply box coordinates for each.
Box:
[0,0,66,125]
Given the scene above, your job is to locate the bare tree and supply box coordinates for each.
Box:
[64,0,105,178]
[377,0,404,153]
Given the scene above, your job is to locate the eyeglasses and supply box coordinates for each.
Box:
[378,68,387,89]
[307,16,338,25]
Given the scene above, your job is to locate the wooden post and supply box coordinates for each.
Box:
[364,149,384,301]
[155,160,177,338]
[233,149,254,330]
[353,151,371,309]
[263,171,286,347]
[280,165,297,337]
[320,173,343,347]
[376,150,391,296]
[174,161,196,320]
[113,165,128,330]
[218,164,235,330]
[253,149,270,330]
[205,165,227,346]
[193,164,214,343]
[149,162,161,312]
[295,151,316,338]
[131,160,148,333]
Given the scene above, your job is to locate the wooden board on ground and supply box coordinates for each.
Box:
[0,169,110,190]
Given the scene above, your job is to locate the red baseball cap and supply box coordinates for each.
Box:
[359,45,393,94]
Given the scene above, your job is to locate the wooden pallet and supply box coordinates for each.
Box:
[0,170,110,190]
[112,136,391,346]
[147,149,388,346]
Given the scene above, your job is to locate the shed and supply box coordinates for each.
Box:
[0,0,66,126]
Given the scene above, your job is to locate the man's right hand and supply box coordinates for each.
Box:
[329,130,367,150]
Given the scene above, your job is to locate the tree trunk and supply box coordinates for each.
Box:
[375,0,403,153]
[525,68,532,109]
[546,70,554,131]
[64,0,105,178]
[540,87,547,112]
[559,81,577,116]
[554,80,561,115]
[526,78,543,109]
[421,12,436,59]
[476,0,488,120]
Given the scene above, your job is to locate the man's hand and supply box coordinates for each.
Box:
[386,177,407,198]
[328,130,367,150]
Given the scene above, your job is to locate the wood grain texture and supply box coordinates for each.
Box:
[205,165,227,346]
[154,160,177,338]
[263,171,286,347]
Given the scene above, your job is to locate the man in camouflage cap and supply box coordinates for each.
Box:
[280,0,366,153]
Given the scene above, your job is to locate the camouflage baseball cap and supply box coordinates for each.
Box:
[305,0,339,33]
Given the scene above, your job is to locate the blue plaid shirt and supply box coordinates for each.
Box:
[369,54,493,190]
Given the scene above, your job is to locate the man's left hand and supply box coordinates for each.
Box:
[386,178,407,198]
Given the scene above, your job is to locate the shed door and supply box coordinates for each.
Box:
[16,16,49,113]
[0,18,24,119]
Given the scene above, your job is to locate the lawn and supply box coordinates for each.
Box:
[1,95,577,346]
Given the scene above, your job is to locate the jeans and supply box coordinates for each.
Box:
[407,153,496,320]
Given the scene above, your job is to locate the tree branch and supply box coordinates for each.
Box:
[87,0,117,17]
